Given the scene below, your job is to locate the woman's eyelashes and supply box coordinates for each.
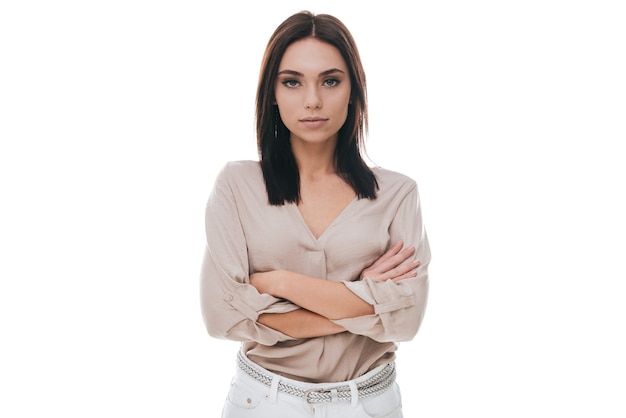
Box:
[279,78,341,89]
[281,79,300,88]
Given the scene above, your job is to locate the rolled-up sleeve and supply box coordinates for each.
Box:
[200,164,297,345]
[333,184,431,342]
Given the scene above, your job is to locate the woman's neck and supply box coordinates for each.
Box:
[290,139,337,180]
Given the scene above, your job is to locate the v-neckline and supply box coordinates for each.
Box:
[291,196,358,242]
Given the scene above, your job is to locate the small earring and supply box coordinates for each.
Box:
[274,107,279,139]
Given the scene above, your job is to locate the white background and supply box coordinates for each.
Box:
[1,0,625,416]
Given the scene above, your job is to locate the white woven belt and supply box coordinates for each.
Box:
[236,351,396,404]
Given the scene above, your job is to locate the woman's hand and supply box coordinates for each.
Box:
[360,240,421,283]
[250,270,283,296]
[249,271,268,294]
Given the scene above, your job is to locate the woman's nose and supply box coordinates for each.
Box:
[304,87,322,110]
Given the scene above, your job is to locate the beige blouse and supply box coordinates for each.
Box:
[200,160,430,383]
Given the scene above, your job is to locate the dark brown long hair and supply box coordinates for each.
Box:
[256,11,378,205]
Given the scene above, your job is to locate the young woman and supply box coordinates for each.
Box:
[200,11,430,417]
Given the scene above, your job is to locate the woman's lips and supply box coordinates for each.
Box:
[299,117,328,128]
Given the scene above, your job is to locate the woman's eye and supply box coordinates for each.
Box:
[282,79,300,88]
[323,79,339,87]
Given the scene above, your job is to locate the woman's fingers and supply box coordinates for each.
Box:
[360,241,420,282]
[374,245,416,274]
[360,241,405,280]
[379,259,420,282]
[368,240,404,269]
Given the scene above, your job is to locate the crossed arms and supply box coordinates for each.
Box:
[250,241,421,338]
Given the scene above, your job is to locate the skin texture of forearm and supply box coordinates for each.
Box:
[265,271,375,320]
[258,309,346,339]
[250,241,417,321]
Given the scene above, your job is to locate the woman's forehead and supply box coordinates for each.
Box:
[278,38,347,75]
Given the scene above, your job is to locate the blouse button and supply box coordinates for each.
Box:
[225,294,234,302]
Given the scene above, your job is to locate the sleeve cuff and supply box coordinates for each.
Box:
[343,277,417,314]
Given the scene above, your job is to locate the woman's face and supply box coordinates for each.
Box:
[274,37,351,148]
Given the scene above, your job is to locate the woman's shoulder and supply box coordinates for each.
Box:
[371,166,417,190]
[217,160,262,181]
[212,160,268,202]
[221,159,261,174]
[369,166,422,205]
[213,160,264,192]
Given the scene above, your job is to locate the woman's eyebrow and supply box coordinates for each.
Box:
[277,69,303,76]
[319,68,345,77]
[277,68,346,77]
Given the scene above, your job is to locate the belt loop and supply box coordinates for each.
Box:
[348,381,358,408]
[269,374,280,404]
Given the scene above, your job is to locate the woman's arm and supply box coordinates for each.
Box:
[258,309,345,339]
[250,241,420,320]
[253,273,373,320]
[334,184,431,343]
[201,163,300,345]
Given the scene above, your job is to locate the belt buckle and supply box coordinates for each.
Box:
[304,388,329,404]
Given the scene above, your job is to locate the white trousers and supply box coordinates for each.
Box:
[221,353,403,418]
